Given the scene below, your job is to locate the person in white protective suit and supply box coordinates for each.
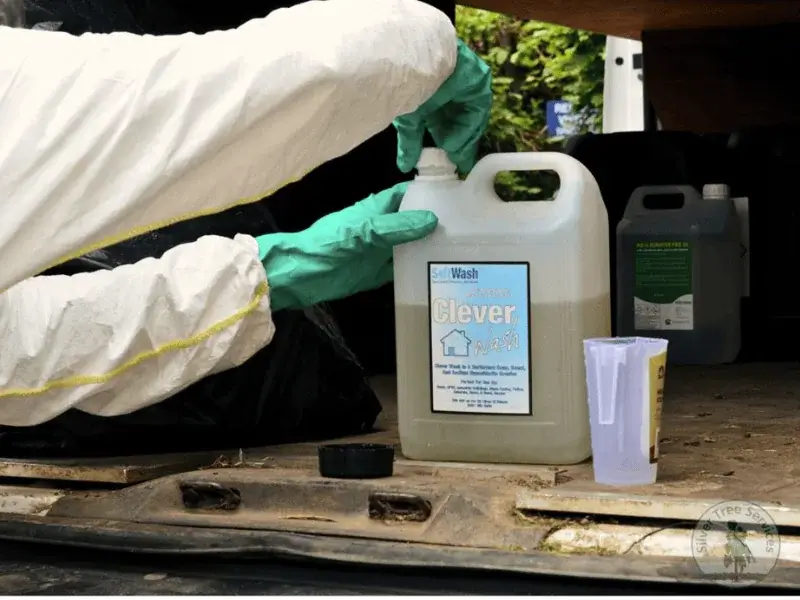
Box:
[0,0,492,427]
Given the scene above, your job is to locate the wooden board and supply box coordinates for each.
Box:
[247,366,800,514]
[7,364,800,509]
[0,451,236,485]
[465,0,800,40]
[553,363,800,506]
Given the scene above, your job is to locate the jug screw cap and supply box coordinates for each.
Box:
[417,147,456,173]
[702,183,730,200]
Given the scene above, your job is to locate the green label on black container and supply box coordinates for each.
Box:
[633,241,693,331]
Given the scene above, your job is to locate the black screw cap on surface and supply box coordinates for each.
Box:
[317,443,395,479]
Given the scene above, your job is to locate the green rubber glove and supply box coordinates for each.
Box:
[394,39,492,175]
[256,183,437,311]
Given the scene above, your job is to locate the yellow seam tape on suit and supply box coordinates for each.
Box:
[0,281,269,399]
[40,174,304,275]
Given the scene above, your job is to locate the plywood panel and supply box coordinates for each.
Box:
[642,24,800,132]
[466,0,800,40]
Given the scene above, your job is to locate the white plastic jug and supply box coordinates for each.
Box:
[393,149,611,465]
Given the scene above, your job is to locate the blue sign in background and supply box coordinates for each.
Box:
[546,100,599,137]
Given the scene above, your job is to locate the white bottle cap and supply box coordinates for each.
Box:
[702,183,730,199]
[417,148,454,170]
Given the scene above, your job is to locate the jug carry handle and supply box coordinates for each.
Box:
[464,152,600,220]
[626,185,699,215]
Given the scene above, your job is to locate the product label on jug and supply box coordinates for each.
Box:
[647,351,667,463]
[428,262,531,415]
[633,241,694,331]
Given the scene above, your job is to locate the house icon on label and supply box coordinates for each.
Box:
[441,329,471,357]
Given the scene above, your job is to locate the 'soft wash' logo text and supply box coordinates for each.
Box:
[432,267,479,281]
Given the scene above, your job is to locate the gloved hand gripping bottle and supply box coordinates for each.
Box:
[393,148,612,466]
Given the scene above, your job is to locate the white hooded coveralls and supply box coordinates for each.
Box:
[0,0,457,426]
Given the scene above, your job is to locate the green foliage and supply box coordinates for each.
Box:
[456,6,605,200]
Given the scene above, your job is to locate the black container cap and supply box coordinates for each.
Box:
[317,443,394,479]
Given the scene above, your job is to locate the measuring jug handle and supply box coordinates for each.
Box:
[626,185,699,216]
[464,152,601,220]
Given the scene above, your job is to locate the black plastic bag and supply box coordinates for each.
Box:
[1,0,25,28]
[0,200,382,457]
[23,0,142,33]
